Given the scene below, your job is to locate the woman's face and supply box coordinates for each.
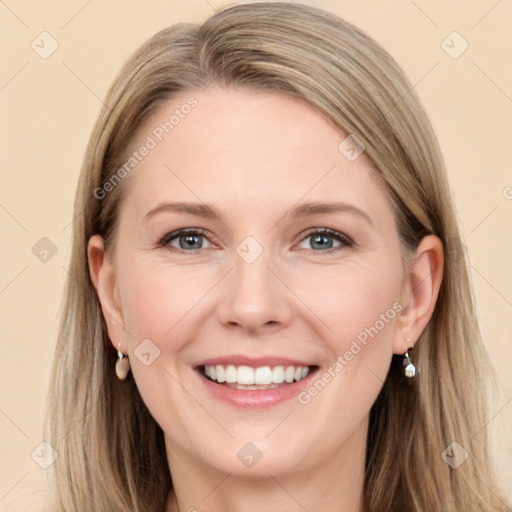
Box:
[93,86,415,478]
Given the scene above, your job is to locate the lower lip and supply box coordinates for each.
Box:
[196,369,317,409]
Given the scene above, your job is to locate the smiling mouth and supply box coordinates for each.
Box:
[199,364,318,390]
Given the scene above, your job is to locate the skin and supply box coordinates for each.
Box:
[88,86,443,512]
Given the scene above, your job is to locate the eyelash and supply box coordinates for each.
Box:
[157,228,354,255]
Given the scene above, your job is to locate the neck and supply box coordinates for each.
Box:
[165,419,367,512]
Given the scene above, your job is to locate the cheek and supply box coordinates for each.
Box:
[300,254,403,345]
[295,253,403,407]
[119,262,208,344]
[116,262,212,430]
[293,311,397,452]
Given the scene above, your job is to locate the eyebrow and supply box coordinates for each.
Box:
[143,201,373,225]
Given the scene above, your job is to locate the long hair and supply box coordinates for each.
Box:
[45,2,508,511]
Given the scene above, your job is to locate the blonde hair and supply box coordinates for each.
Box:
[45,2,508,511]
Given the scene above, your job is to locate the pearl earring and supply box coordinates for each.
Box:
[402,340,417,378]
[115,344,130,380]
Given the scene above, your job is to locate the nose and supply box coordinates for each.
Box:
[216,246,294,337]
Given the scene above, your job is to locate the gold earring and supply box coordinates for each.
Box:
[115,343,130,380]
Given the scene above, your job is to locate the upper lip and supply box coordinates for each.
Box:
[194,355,315,368]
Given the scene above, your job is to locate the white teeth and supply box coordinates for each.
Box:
[237,365,254,385]
[203,364,310,386]
[225,365,237,383]
[216,365,226,383]
[272,366,285,383]
[254,366,272,385]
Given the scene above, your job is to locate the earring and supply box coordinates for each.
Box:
[402,340,417,378]
[115,344,130,380]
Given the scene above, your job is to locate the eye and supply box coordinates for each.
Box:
[158,228,214,253]
[158,227,353,255]
[296,228,353,253]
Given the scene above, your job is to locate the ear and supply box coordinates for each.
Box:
[87,234,127,351]
[393,235,444,354]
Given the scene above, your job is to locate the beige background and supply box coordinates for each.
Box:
[1,0,511,507]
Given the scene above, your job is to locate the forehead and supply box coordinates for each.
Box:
[119,86,389,223]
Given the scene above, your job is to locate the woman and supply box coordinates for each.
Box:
[45,2,509,511]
